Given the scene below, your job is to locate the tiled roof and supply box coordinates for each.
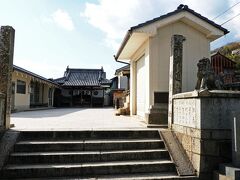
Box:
[54,77,65,84]
[54,68,111,87]
[115,65,130,75]
[13,65,59,86]
[115,4,229,60]
[130,5,228,34]
[101,78,112,85]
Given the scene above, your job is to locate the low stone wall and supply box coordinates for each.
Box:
[172,90,240,179]
[0,93,5,129]
[172,124,231,179]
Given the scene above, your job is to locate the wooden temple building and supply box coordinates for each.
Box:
[54,67,111,107]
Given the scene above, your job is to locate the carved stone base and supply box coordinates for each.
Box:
[145,104,168,125]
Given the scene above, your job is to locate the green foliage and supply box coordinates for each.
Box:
[220,46,232,55]
[236,62,240,70]
[213,41,240,70]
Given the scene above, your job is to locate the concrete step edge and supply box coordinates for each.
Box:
[14,172,188,180]
[11,149,168,156]
[16,139,163,145]
[19,130,161,140]
[5,160,174,170]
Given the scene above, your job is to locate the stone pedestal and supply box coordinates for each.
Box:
[145,104,168,125]
[171,90,240,179]
[0,26,15,129]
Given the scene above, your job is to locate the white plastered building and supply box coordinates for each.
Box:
[114,5,228,124]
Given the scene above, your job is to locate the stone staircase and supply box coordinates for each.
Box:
[1,130,197,179]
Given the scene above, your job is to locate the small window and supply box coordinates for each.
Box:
[16,80,26,94]
[93,91,98,95]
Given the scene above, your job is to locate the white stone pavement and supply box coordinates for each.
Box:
[10,108,147,130]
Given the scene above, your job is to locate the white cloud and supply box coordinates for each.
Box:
[81,0,240,50]
[51,9,75,31]
[81,0,179,50]
[14,58,64,79]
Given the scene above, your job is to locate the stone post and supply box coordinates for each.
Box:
[0,26,15,129]
[168,34,185,128]
[232,113,240,167]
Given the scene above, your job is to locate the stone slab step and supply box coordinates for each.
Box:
[3,160,176,178]
[147,124,168,128]
[9,149,170,164]
[12,172,198,180]
[14,139,164,152]
[18,130,160,141]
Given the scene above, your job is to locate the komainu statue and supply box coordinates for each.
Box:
[195,58,223,90]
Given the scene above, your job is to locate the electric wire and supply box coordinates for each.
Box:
[212,1,240,20]
[221,12,240,25]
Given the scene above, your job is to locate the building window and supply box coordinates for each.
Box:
[16,80,26,94]
[93,91,98,95]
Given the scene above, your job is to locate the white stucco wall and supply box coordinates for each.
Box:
[12,72,31,111]
[149,21,210,106]
[118,76,128,90]
[92,89,104,98]
[130,41,150,117]
[129,21,211,118]
[12,71,56,111]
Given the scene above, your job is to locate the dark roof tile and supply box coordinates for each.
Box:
[130,5,228,34]
[13,65,58,86]
[54,68,111,87]
[115,4,229,60]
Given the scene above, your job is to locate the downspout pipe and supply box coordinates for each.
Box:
[114,30,131,65]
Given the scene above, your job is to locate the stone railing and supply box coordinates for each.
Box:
[171,90,240,178]
[0,92,5,128]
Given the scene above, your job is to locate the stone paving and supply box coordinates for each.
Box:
[10,108,146,130]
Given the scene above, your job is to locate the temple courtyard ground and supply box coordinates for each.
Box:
[10,108,146,130]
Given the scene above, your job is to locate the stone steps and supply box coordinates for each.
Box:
[14,139,164,152]
[9,149,170,164]
[3,160,176,178]
[8,173,198,180]
[7,172,192,180]
[17,130,160,140]
[1,130,197,179]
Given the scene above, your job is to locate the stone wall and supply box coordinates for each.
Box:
[172,124,231,179]
[172,90,240,179]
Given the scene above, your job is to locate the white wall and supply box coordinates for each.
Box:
[12,72,31,111]
[130,40,150,117]
[92,89,104,97]
[149,21,210,106]
[118,76,128,90]
[129,21,211,118]
[12,71,56,111]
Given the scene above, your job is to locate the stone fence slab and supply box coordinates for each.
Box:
[173,90,240,129]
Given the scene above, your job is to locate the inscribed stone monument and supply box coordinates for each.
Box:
[168,34,185,127]
[0,26,15,129]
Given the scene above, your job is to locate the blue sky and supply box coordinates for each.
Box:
[0,0,239,79]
